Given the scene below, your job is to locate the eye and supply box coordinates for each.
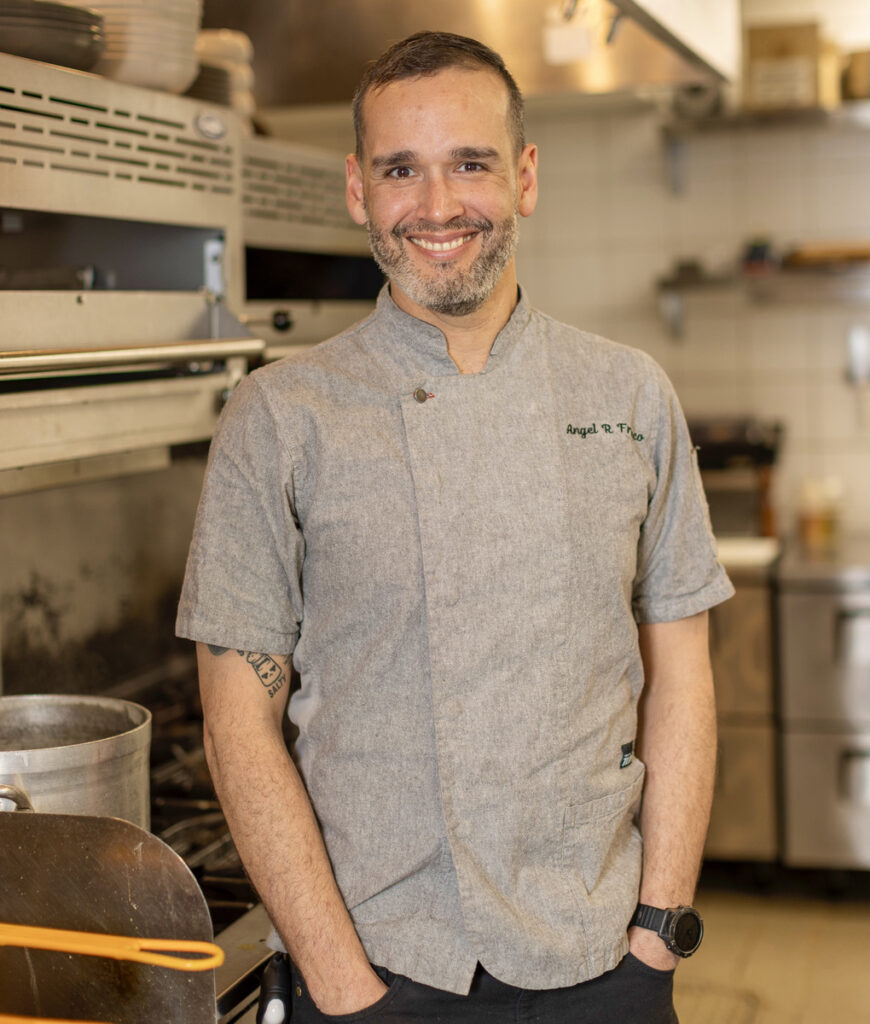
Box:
[459,161,484,173]
[387,166,414,179]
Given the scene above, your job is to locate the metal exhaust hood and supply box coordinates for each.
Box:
[201,0,739,111]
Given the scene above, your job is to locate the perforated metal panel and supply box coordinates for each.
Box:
[241,136,368,254]
[0,53,242,233]
[0,87,233,193]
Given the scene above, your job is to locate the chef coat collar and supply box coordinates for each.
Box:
[374,283,532,378]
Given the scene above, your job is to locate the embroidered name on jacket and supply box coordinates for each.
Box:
[566,422,645,441]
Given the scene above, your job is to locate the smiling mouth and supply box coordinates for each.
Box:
[407,234,475,253]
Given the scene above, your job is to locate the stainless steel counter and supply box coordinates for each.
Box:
[715,535,781,580]
[777,534,870,590]
[776,534,870,869]
[706,536,780,862]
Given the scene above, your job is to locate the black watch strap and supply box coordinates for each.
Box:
[631,903,667,933]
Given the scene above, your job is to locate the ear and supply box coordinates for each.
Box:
[346,154,367,226]
[516,143,538,218]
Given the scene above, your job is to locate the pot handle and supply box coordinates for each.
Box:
[0,784,34,811]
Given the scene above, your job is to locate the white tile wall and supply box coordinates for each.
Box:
[516,105,870,535]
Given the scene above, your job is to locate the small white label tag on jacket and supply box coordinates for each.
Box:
[620,740,635,769]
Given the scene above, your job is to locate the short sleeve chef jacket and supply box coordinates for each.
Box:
[176,285,734,995]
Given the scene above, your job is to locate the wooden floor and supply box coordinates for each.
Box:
[675,867,870,1024]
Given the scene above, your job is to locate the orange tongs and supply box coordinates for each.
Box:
[0,920,225,972]
[0,1016,117,1024]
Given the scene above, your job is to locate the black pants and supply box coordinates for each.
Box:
[289,956,678,1024]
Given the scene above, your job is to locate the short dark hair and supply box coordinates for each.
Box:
[352,31,525,159]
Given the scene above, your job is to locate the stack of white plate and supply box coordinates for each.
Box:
[89,0,201,93]
[193,29,255,120]
[184,63,232,106]
[0,0,104,71]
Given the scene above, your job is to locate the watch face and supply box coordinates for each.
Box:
[672,909,703,955]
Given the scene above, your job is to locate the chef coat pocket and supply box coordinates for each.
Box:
[562,769,644,898]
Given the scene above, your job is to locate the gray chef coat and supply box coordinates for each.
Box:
[176,285,733,995]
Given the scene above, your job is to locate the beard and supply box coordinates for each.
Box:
[366,212,519,317]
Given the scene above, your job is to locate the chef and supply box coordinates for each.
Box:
[177,29,733,1024]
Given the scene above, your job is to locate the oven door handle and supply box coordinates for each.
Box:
[839,748,870,806]
[834,604,870,668]
[0,338,264,376]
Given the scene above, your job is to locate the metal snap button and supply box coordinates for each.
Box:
[414,387,429,403]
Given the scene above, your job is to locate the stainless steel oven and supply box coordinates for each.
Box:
[236,134,381,361]
[0,51,265,494]
[0,54,380,499]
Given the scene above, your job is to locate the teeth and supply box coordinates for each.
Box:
[409,234,473,252]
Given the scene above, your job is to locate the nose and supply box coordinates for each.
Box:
[416,171,464,224]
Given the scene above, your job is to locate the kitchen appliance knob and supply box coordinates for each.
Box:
[272,310,293,332]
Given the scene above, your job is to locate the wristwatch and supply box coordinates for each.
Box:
[630,903,704,958]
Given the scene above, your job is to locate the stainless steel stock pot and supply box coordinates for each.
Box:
[0,694,151,827]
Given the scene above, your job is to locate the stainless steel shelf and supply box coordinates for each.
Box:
[664,99,870,139]
[662,101,870,192]
[657,265,870,336]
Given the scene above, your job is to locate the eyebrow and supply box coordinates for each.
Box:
[451,146,501,162]
[370,150,416,171]
[369,146,503,170]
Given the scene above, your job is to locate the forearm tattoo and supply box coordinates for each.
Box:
[207,645,287,699]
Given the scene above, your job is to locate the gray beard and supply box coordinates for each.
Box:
[366,214,519,317]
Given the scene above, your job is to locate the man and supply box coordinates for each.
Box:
[177,30,733,1024]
